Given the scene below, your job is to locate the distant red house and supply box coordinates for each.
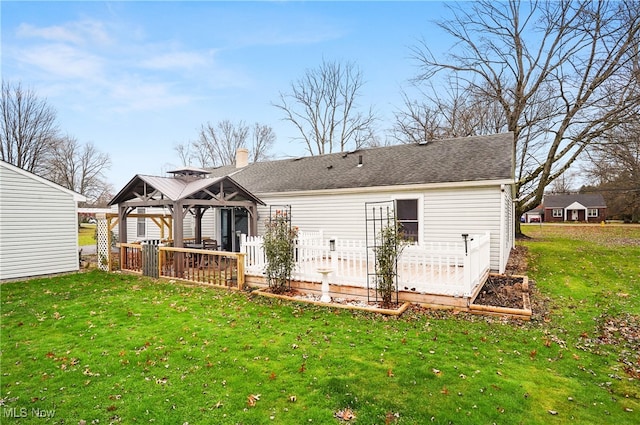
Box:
[542,194,607,223]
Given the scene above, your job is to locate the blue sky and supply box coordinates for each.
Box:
[2,1,455,191]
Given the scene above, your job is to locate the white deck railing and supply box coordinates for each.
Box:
[241,232,491,298]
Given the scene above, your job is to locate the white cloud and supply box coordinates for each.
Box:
[16,20,111,46]
[18,44,105,80]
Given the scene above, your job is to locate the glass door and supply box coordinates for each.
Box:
[220,208,249,252]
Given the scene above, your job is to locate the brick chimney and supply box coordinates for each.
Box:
[236,148,249,168]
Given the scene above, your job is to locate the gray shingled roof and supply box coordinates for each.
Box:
[543,193,606,209]
[208,133,514,193]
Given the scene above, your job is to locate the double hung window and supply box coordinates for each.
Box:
[396,199,419,243]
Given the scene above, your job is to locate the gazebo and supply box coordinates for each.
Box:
[108,167,264,249]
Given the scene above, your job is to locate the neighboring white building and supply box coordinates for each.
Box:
[0,160,86,281]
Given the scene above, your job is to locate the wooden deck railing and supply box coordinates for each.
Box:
[120,243,143,273]
[241,233,491,298]
[158,247,245,290]
[118,244,245,290]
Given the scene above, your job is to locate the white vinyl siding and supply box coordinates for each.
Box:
[255,184,506,272]
[0,163,82,281]
[119,206,194,242]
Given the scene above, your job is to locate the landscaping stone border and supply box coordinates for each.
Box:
[252,288,412,316]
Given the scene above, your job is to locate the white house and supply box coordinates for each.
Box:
[0,160,86,281]
[108,133,515,303]
[210,133,516,274]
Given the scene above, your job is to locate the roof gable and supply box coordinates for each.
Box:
[566,201,587,210]
[0,160,86,202]
[209,133,515,193]
[109,174,264,206]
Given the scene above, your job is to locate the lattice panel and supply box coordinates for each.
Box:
[96,218,110,271]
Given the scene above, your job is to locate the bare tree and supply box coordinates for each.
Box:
[392,93,444,144]
[249,122,275,163]
[547,171,577,194]
[175,142,193,167]
[274,59,377,155]
[394,82,508,144]
[45,135,112,204]
[410,0,640,234]
[197,120,249,166]
[175,120,275,167]
[0,80,59,174]
[585,126,640,221]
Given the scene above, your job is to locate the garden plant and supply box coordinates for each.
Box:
[374,221,408,308]
[263,209,298,294]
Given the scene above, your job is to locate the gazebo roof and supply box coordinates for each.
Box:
[108,174,264,207]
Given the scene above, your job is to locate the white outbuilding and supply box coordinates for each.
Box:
[0,160,86,281]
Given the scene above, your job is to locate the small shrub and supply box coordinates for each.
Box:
[374,222,408,307]
[263,210,298,294]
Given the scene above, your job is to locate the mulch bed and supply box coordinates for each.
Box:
[472,245,531,312]
[473,275,526,309]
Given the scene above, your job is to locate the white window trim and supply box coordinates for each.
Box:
[588,208,598,217]
[392,194,424,245]
[137,207,146,238]
[552,209,563,218]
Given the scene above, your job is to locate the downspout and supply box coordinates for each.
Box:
[499,185,506,274]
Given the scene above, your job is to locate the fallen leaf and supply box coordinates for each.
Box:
[385,411,400,424]
[387,369,394,377]
[247,394,260,407]
[335,408,356,421]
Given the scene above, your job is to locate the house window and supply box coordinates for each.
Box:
[396,199,419,243]
[588,208,598,218]
[552,209,563,218]
[137,208,146,238]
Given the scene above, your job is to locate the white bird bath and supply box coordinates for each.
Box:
[316,268,333,303]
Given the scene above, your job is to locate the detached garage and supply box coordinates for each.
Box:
[0,160,86,281]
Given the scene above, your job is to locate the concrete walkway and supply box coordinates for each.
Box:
[79,244,96,255]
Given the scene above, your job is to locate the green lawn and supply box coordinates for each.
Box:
[78,223,96,246]
[1,224,638,424]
